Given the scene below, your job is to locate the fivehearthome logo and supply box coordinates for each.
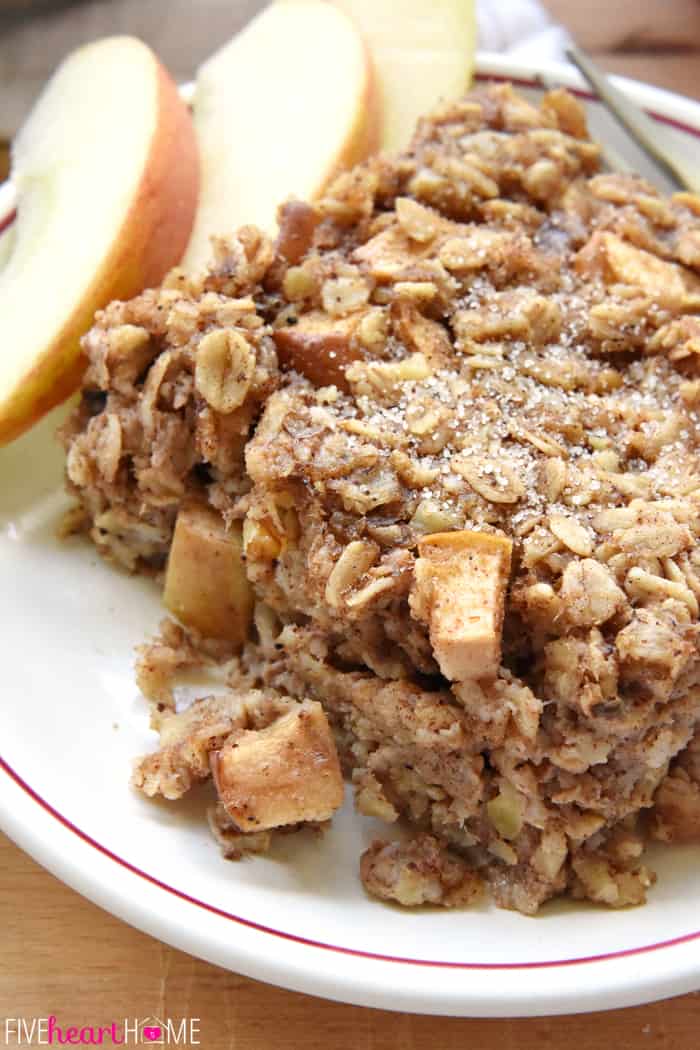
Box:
[2,1016,201,1046]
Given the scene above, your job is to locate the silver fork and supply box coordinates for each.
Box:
[566,45,700,195]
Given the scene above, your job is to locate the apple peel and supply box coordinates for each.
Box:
[0,36,199,445]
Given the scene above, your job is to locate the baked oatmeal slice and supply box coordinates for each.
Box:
[63,83,700,911]
[238,90,700,908]
[60,83,607,575]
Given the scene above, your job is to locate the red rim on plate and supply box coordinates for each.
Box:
[3,752,700,970]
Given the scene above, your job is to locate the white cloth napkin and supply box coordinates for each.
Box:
[476,0,573,62]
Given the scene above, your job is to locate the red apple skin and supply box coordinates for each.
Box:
[135,60,200,288]
[0,55,199,446]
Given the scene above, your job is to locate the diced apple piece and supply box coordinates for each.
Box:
[410,530,512,681]
[275,200,321,265]
[334,0,476,152]
[272,309,366,388]
[183,0,381,271]
[0,36,199,445]
[164,503,253,646]
[211,700,345,832]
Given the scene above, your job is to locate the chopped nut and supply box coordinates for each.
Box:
[321,274,371,316]
[560,558,626,627]
[544,629,618,717]
[274,200,319,264]
[282,265,316,301]
[356,307,388,351]
[100,324,155,394]
[522,158,560,200]
[410,499,462,534]
[391,450,439,488]
[243,515,282,561]
[487,780,525,840]
[346,352,432,401]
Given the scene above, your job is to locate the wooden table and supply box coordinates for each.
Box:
[3,1,700,1045]
[3,831,700,1045]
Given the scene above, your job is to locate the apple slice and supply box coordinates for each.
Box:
[0,36,199,445]
[334,0,477,152]
[183,0,381,272]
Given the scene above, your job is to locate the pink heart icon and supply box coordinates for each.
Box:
[143,1028,162,1042]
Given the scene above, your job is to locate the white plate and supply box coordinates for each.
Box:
[2,54,700,1018]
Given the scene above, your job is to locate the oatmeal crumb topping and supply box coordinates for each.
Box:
[63,84,700,915]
